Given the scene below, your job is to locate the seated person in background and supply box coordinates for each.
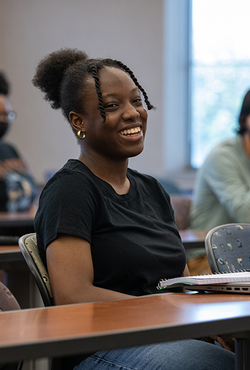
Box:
[32,48,234,370]
[191,89,250,231]
[0,72,37,212]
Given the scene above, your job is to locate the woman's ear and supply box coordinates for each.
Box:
[69,111,85,132]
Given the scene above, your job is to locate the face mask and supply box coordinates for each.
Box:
[0,121,9,139]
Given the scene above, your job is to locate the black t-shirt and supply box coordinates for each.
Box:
[35,160,186,296]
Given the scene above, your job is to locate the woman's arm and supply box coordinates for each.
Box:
[46,234,133,305]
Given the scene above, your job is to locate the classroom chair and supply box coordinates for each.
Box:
[18,233,53,306]
[205,223,250,274]
[0,282,23,370]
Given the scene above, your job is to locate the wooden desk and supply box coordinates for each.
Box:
[0,293,250,369]
[0,206,36,236]
[0,209,35,227]
[0,245,22,263]
[180,229,207,249]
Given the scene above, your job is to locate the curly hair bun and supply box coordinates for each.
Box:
[32,48,88,109]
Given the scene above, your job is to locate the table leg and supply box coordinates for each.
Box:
[235,338,250,370]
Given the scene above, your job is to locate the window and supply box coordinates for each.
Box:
[190,0,250,168]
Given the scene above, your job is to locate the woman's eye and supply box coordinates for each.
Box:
[105,103,118,109]
[133,98,142,105]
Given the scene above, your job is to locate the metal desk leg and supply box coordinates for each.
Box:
[235,338,250,370]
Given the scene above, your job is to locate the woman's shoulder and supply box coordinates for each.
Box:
[47,159,94,185]
[208,137,240,156]
[204,136,243,168]
[36,160,101,222]
[127,168,159,183]
[40,159,100,201]
[128,168,170,199]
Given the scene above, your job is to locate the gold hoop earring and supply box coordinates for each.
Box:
[77,131,86,140]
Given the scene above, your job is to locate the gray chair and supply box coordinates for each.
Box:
[0,282,23,370]
[18,233,53,307]
[205,223,250,274]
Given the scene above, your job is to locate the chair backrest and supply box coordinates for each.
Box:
[205,223,250,274]
[18,233,54,307]
[170,195,192,230]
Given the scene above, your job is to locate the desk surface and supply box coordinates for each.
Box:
[1,293,250,363]
[179,229,207,249]
[0,245,22,262]
[0,206,36,228]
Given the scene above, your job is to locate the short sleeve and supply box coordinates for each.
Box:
[35,169,98,256]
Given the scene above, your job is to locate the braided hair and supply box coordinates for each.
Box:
[88,63,107,122]
[89,59,154,122]
[32,48,154,127]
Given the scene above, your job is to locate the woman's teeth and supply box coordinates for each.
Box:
[121,127,141,135]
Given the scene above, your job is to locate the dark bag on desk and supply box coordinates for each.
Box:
[0,172,37,212]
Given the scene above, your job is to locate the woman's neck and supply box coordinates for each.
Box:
[78,153,130,195]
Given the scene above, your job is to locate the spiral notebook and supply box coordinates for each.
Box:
[157,271,250,294]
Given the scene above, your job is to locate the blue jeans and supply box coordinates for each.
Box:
[74,340,235,370]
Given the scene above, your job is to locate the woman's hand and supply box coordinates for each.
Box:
[213,335,235,352]
[202,335,235,352]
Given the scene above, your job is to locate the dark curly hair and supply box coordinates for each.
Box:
[237,89,250,135]
[32,48,154,126]
[0,72,10,95]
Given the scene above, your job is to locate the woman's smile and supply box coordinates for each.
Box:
[119,126,143,141]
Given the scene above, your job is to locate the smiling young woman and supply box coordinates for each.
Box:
[32,48,235,370]
[70,67,148,175]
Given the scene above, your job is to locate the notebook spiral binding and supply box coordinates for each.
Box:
[156,269,250,290]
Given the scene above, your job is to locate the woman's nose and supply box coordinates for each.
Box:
[122,103,140,121]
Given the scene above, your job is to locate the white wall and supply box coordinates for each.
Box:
[0,0,190,186]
